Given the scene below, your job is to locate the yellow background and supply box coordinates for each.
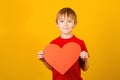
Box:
[0,0,120,80]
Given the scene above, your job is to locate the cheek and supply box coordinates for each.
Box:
[68,23,75,27]
[57,23,63,27]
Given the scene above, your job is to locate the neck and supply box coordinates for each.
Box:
[61,34,73,39]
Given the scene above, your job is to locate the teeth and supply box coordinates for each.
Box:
[63,28,69,29]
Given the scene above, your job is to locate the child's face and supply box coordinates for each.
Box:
[57,15,76,35]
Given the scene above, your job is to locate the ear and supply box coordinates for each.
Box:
[56,23,60,28]
[73,23,77,28]
[74,21,77,25]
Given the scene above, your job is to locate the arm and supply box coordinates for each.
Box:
[38,51,53,70]
[79,51,89,71]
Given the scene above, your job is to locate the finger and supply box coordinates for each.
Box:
[80,51,88,58]
[38,54,43,58]
[38,51,43,54]
[38,51,43,59]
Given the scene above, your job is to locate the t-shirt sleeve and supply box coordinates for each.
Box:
[80,40,90,57]
[81,41,88,51]
[78,40,90,66]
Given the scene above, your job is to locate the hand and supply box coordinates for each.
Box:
[38,51,44,60]
[80,51,89,59]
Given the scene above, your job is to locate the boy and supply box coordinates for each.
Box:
[38,7,89,80]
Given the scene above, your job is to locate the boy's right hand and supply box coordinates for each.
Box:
[38,51,53,70]
[38,51,44,60]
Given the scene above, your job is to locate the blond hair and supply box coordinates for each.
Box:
[56,7,77,24]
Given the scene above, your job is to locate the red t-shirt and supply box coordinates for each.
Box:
[50,35,88,80]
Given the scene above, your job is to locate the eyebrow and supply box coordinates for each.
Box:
[58,16,74,20]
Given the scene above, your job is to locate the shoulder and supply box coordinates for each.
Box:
[73,35,88,51]
[73,35,85,45]
[50,36,61,44]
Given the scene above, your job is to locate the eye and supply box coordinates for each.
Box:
[58,18,64,23]
[60,20,64,22]
[68,20,72,23]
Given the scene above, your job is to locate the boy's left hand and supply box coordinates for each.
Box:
[80,51,89,59]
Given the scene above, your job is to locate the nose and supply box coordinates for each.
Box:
[64,21,68,27]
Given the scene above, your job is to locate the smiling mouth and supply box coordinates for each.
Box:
[62,28,69,29]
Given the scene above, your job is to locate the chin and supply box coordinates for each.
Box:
[63,32,70,35]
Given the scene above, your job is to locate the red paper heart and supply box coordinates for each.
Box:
[43,42,81,74]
